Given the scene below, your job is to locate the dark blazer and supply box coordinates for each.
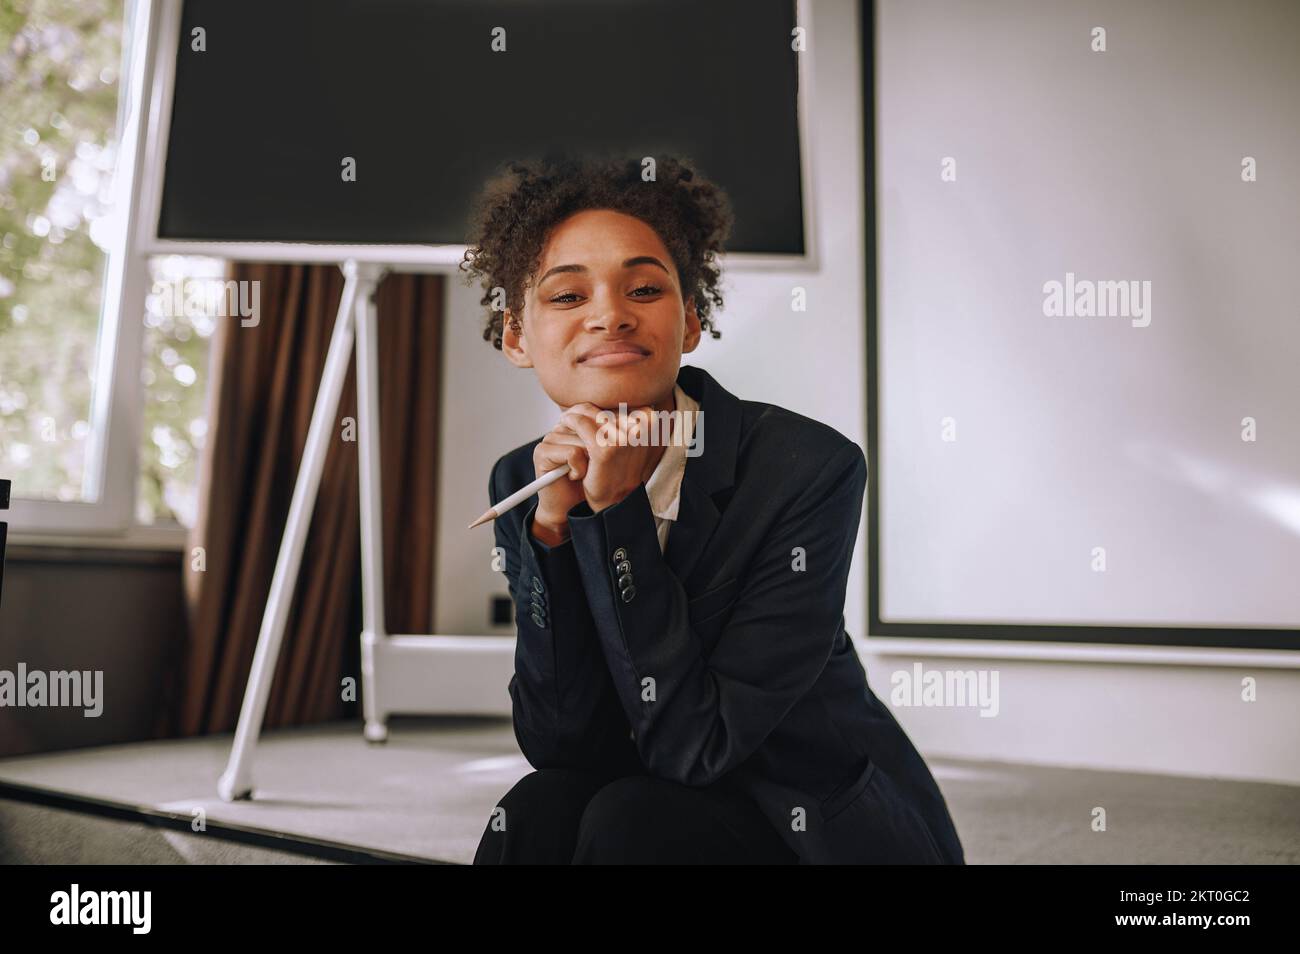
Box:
[489,364,964,864]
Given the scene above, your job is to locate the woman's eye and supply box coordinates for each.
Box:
[550,286,660,303]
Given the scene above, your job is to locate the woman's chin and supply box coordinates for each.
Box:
[541,365,674,412]
[575,378,658,409]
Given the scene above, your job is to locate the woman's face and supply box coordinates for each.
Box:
[502,208,702,411]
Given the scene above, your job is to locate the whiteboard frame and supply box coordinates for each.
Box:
[861,0,1300,653]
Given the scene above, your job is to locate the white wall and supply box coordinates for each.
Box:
[433,275,559,639]
[860,647,1300,785]
[431,0,1299,785]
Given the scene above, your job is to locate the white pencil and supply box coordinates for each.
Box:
[468,463,572,529]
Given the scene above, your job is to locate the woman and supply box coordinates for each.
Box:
[460,154,964,864]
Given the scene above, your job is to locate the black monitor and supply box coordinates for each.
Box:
[157,0,806,254]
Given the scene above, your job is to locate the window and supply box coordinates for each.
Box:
[0,0,129,505]
[0,0,213,543]
[138,253,220,528]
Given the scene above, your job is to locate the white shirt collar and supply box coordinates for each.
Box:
[643,382,699,526]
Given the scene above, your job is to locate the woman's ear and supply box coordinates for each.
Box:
[501,308,534,368]
[682,296,703,354]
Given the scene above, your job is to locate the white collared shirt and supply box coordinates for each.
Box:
[643,382,700,554]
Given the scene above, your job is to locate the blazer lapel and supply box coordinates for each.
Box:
[663,365,741,585]
[664,473,720,584]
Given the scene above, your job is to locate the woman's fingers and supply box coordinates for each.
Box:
[538,429,587,473]
[559,409,605,453]
[566,445,587,479]
[562,403,658,450]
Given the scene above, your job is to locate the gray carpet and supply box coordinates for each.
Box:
[0,800,340,864]
[1,716,1296,864]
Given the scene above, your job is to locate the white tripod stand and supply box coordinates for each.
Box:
[215,258,516,802]
[218,259,391,801]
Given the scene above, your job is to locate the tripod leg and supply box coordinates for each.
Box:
[354,266,389,743]
[217,262,366,801]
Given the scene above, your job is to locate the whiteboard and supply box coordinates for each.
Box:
[872,0,1300,637]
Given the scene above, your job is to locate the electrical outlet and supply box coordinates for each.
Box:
[491,594,513,626]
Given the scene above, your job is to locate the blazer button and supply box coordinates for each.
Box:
[530,594,546,612]
[620,585,636,603]
[529,611,546,628]
[530,576,544,595]
[612,547,628,564]
[615,560,632,575]
[617,572,634,591]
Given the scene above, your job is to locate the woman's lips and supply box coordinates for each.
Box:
[581,351,650,367]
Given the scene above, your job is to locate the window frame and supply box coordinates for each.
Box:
[6,0,187,549]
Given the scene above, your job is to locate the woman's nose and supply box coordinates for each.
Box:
[585,300,636,333]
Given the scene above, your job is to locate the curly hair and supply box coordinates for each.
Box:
[459,153,734,350]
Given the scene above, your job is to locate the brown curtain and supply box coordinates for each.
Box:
[163,262,443,738]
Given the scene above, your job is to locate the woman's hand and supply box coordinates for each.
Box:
[531,418,591,545]
[559,403,661,513]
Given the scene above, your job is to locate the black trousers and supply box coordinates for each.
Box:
[473,767,800,865]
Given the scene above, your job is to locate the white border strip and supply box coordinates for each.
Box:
[856,636,1300,669]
